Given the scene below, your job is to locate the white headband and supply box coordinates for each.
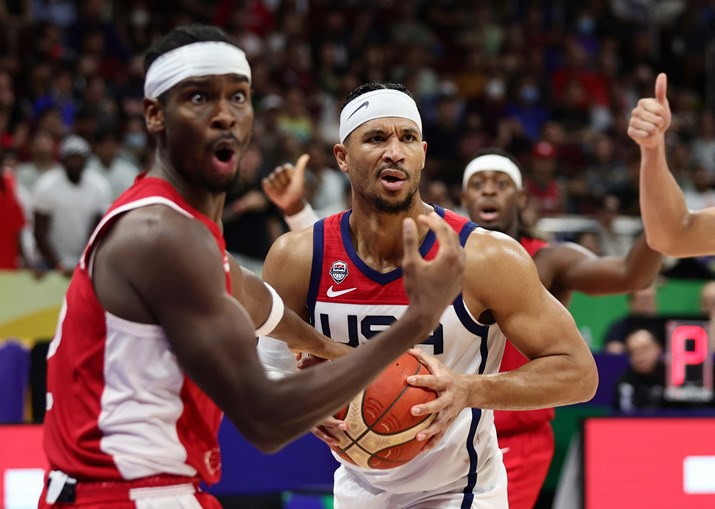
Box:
[339,89,422,143]
[462,154,523,190]
[144,41,251,99]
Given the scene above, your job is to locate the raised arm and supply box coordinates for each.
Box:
[628,73,715,257]
[99,208,463,453]
[538,234,662,296]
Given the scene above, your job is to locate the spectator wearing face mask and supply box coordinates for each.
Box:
[505,74,549,141]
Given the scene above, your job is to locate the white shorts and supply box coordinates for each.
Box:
[333,451,508,509]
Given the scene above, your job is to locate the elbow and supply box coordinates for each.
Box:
[234,416,289,454]
[576,358,599,404]
[645,233,674,256]
[252,435,287,454]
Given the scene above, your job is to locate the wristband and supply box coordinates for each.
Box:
[284,203,320,231]
[255,283,285,337]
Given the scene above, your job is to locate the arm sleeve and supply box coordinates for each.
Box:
[284,203,320,232]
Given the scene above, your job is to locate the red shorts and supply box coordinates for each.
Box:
[498,421,555,509]
[37,473,222,509]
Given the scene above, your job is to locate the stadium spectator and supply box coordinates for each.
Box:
[614,329,668,414]
[32,134,110,275]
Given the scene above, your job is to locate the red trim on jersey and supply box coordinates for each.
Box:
[316,208,471,305]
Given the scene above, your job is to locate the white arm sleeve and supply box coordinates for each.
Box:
[257,336,298,379]
[284,203,320,231]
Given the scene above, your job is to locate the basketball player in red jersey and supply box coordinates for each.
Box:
[39,26,468,508]
[460,148,662,509]
[258,82,597,509]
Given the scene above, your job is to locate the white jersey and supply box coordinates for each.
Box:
[259,206,507,502]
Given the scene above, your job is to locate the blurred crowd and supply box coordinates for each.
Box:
[2,0,715,274]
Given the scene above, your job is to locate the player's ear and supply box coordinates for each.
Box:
[516,188,528,209]
[334,143,349,174]
[144,98,165,134]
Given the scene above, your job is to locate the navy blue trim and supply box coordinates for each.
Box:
[478,327,490,375]
[453,296,489,338]
[306,219,325,321]
[339,206,445,285]
[461,408,482,508]
[458,219,478,246]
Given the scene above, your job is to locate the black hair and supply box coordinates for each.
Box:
[340,82,413,111]
[143,24,235,76]
[93,125,119,144]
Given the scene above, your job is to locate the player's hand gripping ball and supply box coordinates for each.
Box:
[331,351,437,469]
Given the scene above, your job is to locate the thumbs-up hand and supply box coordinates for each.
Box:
[627,73,672,149]
[262,153,310,215]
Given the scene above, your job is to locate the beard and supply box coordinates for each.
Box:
[171,153,242,195]
[373,188,417,214]
[184,166,241,194]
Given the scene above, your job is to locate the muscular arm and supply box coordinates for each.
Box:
[461,231,598,410]
[95,207,461,453]
[537,235,662,297]
[629,72,715,257]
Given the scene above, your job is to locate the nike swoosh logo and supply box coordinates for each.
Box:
[347,100,369,120]
[327,286,357,298]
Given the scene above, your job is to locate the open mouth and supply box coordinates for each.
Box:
[215,147,235,163]
[379,169,406,191]
[479,207,499,222]
[210,139,238,175]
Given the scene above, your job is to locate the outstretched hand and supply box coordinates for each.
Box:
[261,154,309,215]
[402,212,464,324]
[627,72,672,149]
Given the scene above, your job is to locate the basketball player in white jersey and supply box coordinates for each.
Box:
[258,82,598,508]
[263,146,662,509]
[39,26,467,508]
[629,72,715,257]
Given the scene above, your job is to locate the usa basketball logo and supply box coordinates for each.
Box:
[330,260,349,284]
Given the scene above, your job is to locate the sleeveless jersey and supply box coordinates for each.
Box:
[493,236,552,435]
[306,205,506,494]
[43,175,228,484]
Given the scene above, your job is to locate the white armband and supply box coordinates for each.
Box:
[255,283,285,337]
[284,203,320,231]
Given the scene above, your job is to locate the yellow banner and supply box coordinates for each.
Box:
[0,270,69,342]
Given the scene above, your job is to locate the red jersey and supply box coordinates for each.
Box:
[43,175,228,483]
[494,236,553,435]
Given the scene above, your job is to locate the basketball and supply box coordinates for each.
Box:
[330,351,437,469]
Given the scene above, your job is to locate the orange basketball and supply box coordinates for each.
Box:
[331,351,437,469]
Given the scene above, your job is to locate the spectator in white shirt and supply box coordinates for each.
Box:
[32,134,111,276]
